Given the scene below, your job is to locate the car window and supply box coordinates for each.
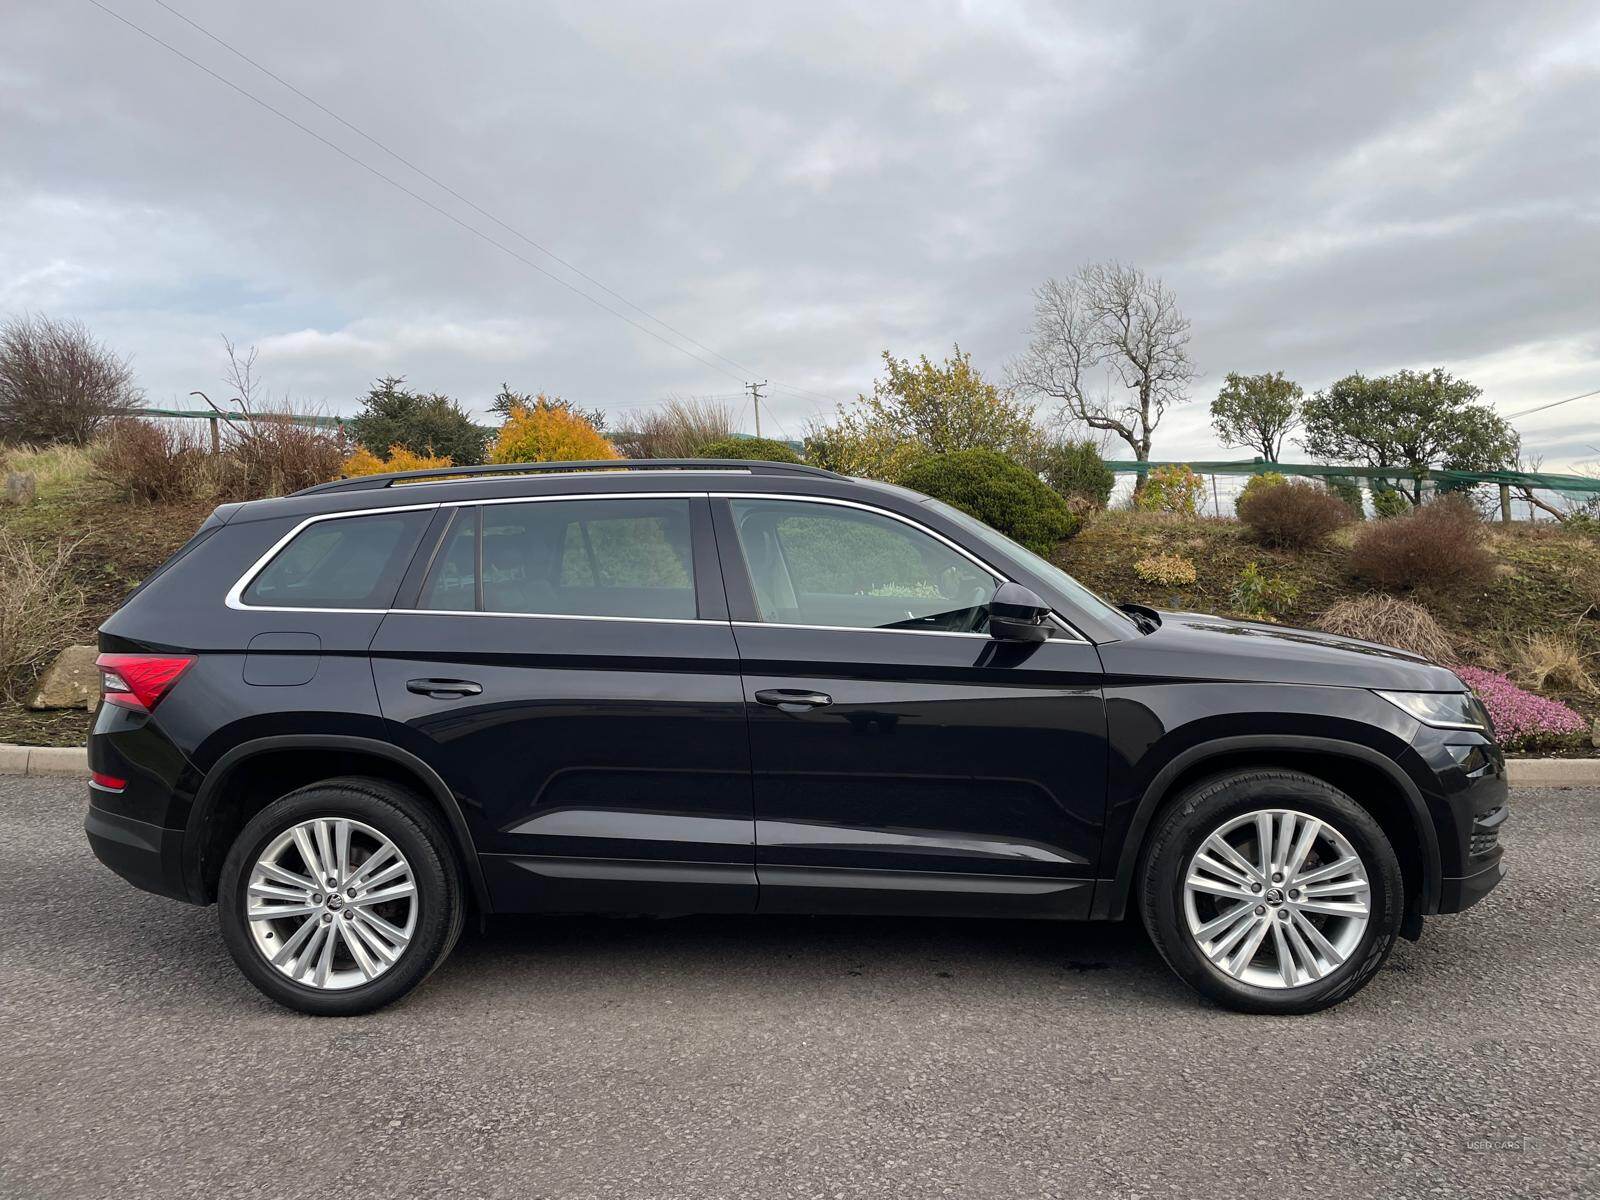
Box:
[728,499,997,632]
[242,510,431,609]
[420,498,696,620]
[419,508,478,610]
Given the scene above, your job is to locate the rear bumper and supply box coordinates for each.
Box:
[85,801,194,904]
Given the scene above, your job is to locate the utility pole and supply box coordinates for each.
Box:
[746,380,767,438]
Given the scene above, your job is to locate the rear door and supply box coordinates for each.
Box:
[370,493,755,914]
[713,495,1107,918]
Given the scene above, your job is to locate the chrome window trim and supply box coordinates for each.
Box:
[224,490,1091,643]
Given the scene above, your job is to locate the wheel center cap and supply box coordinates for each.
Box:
[326,893,344,910]
[1264,887,1284,906]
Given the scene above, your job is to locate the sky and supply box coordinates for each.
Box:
[4,0,1599,469]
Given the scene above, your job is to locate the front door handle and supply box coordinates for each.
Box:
[755,688,833,713]
[406,678,483,699]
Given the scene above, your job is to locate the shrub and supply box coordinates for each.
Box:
[0,314,139,446]
[0,528,86,701]
[1135,464,1205,514]
[92,418,211,503]
[348,377,489,465]
[1313,595,1456,662]
[1230,561,1299,618]
[490,402,618,463]
[1454,666,1586,750]
[898,449,1079,556]
[696,435,802,464]
[1371,486,1411,519]
[1237,479,1352,548]
[1039,440,1114,509]
[218,407,346,499]
[1133,553,1197,586]
[1512,634,1595,695]
[341,444,453,477]
[1237,471,1287,506]
[615,397,736,459]
[1350,495,1491,591]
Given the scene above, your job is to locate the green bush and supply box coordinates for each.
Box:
[1039,440,1114,509]
[1371,486,1411,519]
[349,377,489,466]
[1230,561,1300,618]
[696,435,802,464]
[1135,464,1206,514]
[899,449,1079,555]
[1237,471,1287,506]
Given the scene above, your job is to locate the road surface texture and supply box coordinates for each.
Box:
[1,778,1595,1199]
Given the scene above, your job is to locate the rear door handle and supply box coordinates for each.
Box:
[406,678,483,699]
[755,688,833,713]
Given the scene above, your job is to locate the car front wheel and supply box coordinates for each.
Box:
[1138,769,1404,1015]
[218,777,464,1016]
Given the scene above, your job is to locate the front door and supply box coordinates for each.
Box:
[712,496,1106,918]
[371,493,755,915]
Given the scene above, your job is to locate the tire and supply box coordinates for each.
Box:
[1137,769,1404,1015]
[218,776,464,1016]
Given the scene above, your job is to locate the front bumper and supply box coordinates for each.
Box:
[1438,857,1506,913]
[85,800,192,903]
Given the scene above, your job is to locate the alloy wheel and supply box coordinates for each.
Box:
[244,817,418,990]
[1181,808,1371,989]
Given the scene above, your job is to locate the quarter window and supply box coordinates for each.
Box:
[728,499,998,632]
[420,498,697,620]
[241,510,431,609]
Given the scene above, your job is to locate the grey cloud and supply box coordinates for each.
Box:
[1,0,1596,463]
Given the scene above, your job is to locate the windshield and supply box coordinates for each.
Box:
[923,499,1141,635]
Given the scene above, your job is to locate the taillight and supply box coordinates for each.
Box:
[90,770,127,792]
[96,653,195,712]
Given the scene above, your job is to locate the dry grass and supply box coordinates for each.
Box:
[1313,594,1457,663]
[1,442,96,490]
[93,418,214,503]
[1513,633,1596,695]
[0,528,87,701]
[615,396,737,459]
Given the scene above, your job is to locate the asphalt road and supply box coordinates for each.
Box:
[1,780,1596,1200]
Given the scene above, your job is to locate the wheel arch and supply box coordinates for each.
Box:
[184,734,491,913]
[1096,735,1440,929]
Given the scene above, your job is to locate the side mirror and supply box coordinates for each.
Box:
[987,582,1051,643]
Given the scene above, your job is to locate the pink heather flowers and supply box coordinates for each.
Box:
[1455,666,1587,747]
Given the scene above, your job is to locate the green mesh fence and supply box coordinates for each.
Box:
[1105,459,1599,497]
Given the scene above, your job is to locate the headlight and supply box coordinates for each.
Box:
[1373,689,1486,730]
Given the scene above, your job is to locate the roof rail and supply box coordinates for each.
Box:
[293,458,844,496]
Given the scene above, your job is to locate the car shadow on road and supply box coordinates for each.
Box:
[425,909,1189,1008]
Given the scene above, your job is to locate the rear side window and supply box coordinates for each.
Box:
[420,498,696,620]
[240,510,431,610]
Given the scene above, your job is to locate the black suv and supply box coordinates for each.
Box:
[86,459,1507,1015]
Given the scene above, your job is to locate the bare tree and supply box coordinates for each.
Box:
[1010,262,1196,490]
[0,314,140,445]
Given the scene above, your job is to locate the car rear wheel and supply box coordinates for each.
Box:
[218,777,463,1016]
[1138,769,1404,1014]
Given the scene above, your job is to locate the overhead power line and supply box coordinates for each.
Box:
[147,0,760,382]
[84,0,748,385]
[1504,387,1600,420]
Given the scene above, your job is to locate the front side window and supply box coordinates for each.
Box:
[420,497,697,620]
[241,510,431,609]
[728,499,998,632]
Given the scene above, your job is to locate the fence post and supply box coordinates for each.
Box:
[1498,483,1512,525]
[208,416,220,455]
[1211,474,1220,516]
